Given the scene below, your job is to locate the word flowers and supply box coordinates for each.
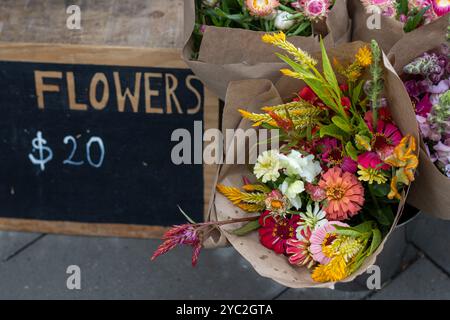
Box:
[153,33,418,284]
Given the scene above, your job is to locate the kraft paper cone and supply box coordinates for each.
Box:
[207,42,419,288]
[347,0,405,52]
[387,16,450,219]
[183,0,352,100]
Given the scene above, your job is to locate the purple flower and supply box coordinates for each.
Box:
[433,141,450,166]
[416,94,433,116]
[341,157,358,174]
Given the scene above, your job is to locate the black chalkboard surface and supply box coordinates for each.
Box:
[0,44,219,238]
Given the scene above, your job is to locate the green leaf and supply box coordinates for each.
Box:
[404,6,430,32]
[351,80,364,107]
[334,227,363,238]
[345,141,359,160]
[352,221,377,234]
[372,183,390,197]
[332,116,352,133]
[232,220,261,236]
[177,205,197,224]
[320,38,340,99]
[319,123,348,140]
[368,228,382,256]
[370,206,395,227]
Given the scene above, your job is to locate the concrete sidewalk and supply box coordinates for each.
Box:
[0,212,449,299]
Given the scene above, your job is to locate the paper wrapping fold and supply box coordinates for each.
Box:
[205,42,420,288]
[347,0,405,53]
[183,0,352,100]
[387,16,450,220]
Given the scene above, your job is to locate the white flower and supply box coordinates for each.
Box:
[254,150,281,183]
[274,10,296,30]
[296,202,327,239]
[202,0,219,7]
[280,177,304,209]
[279,150,322,183]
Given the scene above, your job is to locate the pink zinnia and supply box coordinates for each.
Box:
[318,167,365,221]
[310,221,349,265]
[358,151,390,170]
[305,183,327,202]
[369,120,403,160]
[286,227,315,268]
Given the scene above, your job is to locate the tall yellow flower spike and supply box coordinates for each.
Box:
[262,32,317,67]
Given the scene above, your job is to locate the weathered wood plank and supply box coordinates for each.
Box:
[0,0,184,48]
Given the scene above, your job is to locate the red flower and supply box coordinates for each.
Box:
[364,107,392,126]
[339,83,349,92]
[341,96,351,111]
[286,227,315,268]
[299,86,317,102]
[259,211,300,254]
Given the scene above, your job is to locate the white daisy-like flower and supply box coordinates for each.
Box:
[279,150,322,183]
[296,202,327,239]
[254,150,281,183]
[279,177,305,209]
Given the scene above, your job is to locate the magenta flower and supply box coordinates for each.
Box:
[432,0,450,16]
[292,0,331,20]
[416,94,433,116]
[358,151,390,170]
[151,224,202,266]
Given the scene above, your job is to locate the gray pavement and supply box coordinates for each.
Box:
[0,212,449,299]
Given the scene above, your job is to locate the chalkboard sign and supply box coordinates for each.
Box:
[0,44,219,238]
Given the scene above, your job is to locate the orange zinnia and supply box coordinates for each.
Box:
[318,167,365,221]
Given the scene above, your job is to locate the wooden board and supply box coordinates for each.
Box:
[0,0,185,48]
[0,42,219,238]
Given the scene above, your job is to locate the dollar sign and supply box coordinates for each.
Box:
[28,131,53,171]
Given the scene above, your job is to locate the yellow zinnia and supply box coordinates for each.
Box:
[357,165,388,184]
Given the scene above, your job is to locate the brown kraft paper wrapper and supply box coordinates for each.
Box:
[205,42,420,288]
[183,0,352,100]
[347,0,405,53]
[388,16,450,220]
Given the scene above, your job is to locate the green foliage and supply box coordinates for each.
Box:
[232,220,261,236]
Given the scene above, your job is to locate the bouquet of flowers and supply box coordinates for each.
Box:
[387,16,450,220]
[153,34,419,286]
[403,45,450,177]
[360,0,450,32]
[348,0,449,53]
[191,0,336,57]
[183,0,351,99]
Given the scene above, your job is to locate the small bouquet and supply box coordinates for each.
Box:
[348,0,449,53]
[403,45,450,177]
[387,16,450,219]
[153,34,419,286]
[192,0,336,57]
[360,0,449,32]
[183,0,351,99]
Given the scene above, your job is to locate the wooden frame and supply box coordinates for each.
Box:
[0,42,219,238]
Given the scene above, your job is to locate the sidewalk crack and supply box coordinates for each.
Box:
[3,234,47,262]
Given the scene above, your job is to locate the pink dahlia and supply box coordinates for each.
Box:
[292,0,331,21]
[318,167,365,221]
[309,221,349,265]
[286,227,315,268]
[259,211,300,254]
